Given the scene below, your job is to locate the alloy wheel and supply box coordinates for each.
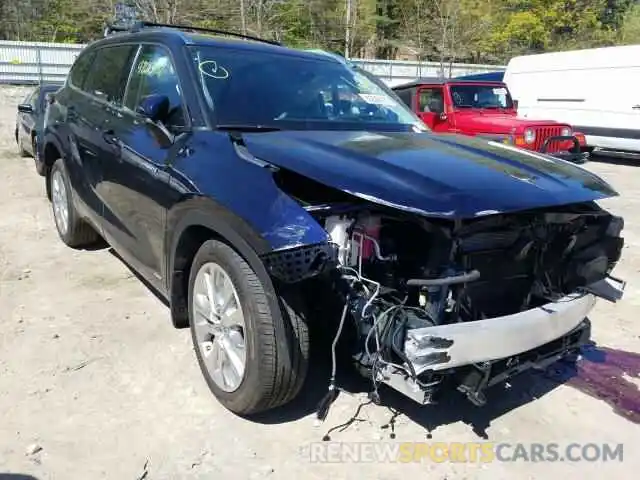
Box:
[51,169,69,236]
[192,262,247,392]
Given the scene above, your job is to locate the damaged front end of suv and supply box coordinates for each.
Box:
[242,132,626,415]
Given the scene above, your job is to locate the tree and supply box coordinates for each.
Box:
[620,1,640,43]
[0,0,638,62]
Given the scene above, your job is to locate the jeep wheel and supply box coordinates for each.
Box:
[50,159,98,247]
[189,240,309,415]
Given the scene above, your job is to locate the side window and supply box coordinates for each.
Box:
[83,45,136,105]
[30,88,41,111]
[39,89,55,112]
[69,50,96,90]
[25,89,39,107]
[418,88,444,113]
[124,45,185,127]
[395,89,412,108]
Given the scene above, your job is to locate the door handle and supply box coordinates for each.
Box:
[102,129,119,145]
[633,105,640,110]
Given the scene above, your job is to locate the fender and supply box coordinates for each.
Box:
[166,195,277,328]
[42,124,67,163]
[166,197,299,367]
[41,129,67,198]
[166,195,273,285]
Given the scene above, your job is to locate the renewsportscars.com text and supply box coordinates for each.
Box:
[307,441,624,463]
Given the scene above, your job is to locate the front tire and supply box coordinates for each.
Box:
[189,240,309,415]
[49,158,98,247]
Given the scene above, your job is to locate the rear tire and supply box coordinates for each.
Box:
[33,137,45,176]
[49,158,99,248]
[189,239,309,415]
[16,131,28,157]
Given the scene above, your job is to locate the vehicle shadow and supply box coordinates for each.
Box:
[77,237,110,251]
[589,152,640,167]
[0,475,40,480]
[107,248,170,308]
[377,370,564,440]
[309,341,640,438]
[250,323,573,440]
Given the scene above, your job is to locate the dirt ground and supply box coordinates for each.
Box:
[0,86,638,480]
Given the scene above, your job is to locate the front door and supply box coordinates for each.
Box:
[417,86,451,133]
[18,88,39,152]
[99,44,188,289]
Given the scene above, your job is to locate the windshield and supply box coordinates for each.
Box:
[190,46,427,131]
[450,84,513,109]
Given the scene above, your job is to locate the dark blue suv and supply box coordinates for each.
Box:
[42,22,625,417]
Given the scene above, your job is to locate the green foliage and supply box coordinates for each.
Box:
[0,0,637,62]
[620,1,640,43]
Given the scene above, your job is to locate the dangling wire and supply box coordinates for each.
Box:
[316,298,350,422]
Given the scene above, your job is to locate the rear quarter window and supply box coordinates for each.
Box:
[69,50,96,90]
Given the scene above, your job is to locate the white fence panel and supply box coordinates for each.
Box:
[0,40,506,86]
[350,59,507,87]
[0,40,84,84]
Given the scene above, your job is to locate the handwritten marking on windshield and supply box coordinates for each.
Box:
[199,60,229,79]
[359,93,395,106]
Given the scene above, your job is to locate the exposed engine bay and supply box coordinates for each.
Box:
[262,199,626,413]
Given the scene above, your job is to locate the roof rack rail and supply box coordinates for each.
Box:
[104,20,281,46]
[103,24,137,36]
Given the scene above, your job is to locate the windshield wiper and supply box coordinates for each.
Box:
[216,124,281,132]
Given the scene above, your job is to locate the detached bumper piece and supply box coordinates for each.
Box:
[455,318,591,406]
[382,276,624,406]
[541,135,589,164]
[405,290,596,374]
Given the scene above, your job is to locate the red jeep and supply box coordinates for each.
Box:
[393,78,588,163]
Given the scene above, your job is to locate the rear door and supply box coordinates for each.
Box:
[99,43,188,287]
[417,86,450,132]
[67,44,137,226]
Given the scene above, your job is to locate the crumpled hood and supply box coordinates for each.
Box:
[241,130,617,219]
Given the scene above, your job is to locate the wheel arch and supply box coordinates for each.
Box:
[166,198,274,329]
[42,133,65,200]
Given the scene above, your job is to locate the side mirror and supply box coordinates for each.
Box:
[18,103,33,114]
[513,99,519,111]
[136,94,170,124]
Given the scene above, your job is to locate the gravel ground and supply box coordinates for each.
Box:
[0,86,638,480]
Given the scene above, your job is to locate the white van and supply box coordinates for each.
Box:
[504,45,640,154]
